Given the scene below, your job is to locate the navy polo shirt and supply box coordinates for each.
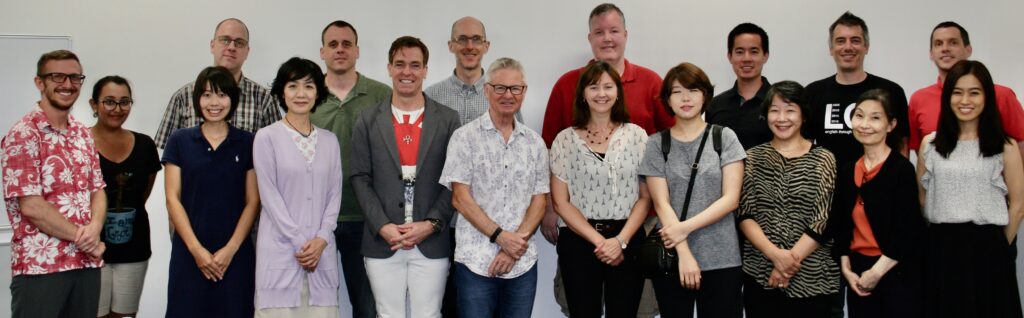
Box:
[706,76,773,150]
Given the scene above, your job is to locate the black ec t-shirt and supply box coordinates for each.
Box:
[99,131,162,263]
[805,73,909,166]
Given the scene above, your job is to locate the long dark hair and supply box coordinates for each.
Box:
[571,61,629,129]
[932,60,1008,158]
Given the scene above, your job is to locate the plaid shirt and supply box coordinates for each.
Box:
[425,71,522,126]
[154,75,280,148]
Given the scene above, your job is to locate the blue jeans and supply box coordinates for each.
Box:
[455,262,537,318]
[336,221,376,318]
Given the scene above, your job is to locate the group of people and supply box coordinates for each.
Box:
[3,3,1024,318]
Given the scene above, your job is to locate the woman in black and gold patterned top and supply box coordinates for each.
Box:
[737,81,839,318]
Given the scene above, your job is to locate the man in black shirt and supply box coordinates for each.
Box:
[805,12,909,167]
[707,22,773,150]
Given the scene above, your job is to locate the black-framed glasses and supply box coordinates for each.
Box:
[100,99,133,110]
[40,72,86,85]
[216,36,249,48]
[487,83,526,95]
[453,35,487,46]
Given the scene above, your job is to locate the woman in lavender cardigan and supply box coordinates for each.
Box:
[253,57,342,317]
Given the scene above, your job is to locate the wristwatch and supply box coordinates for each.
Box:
[425,218,442,233]
[615,236,627,250]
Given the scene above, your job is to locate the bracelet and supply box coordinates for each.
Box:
[489,227,503,243]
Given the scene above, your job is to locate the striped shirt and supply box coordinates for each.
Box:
[154,75,281,148]
[738,144,839,298]
[425,72,522,126]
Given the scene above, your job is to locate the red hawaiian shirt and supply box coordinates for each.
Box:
[2,104,105,276]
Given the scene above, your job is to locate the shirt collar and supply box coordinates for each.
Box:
[324,72,372,104]
[478,111,526,136]
[189,124,242,141]
[447,69,486,93]
[30,103,80,134]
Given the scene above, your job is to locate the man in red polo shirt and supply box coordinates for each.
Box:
[908,21,1024,156]
[540,4,670,317]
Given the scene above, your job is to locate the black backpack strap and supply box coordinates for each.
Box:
[661,129,671,162]
[679,125,712,221]
[711,124,723,158]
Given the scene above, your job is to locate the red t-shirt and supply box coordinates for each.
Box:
[908,78,1024,152]
[850,157,883,256]
[2,105,106,275]
[541,59,674,147]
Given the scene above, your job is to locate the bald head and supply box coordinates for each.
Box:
[214,18,250,40]
[450,16,486,39]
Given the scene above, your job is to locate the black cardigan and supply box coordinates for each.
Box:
[829,150,926,262]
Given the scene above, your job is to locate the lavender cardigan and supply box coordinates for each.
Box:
[253,122,342,309]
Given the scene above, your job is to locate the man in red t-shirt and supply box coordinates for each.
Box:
[908,21,1024,156]
[2,50,107,318]
[540,4,670,317]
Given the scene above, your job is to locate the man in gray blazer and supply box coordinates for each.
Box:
[349,36,461,318]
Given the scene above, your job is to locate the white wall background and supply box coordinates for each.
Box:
[1,0,1022,317]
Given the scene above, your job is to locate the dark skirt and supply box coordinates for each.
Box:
[846,252,923,318]
[925,223,1022,318]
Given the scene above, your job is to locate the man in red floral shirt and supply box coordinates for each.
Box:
[2,50,107,318]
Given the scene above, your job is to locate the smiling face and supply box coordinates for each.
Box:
[667,80,705,121]
[35,59,83,111]
[829,24,869,73]
[950,74,985,124]
[587,11,627,65]
[210,20,250,74]
[729,33,768,82]
[485,68,527,118]
[90,82,132,129]
[930,27,973,74]
[448,18,489,71]
[198,83,232,123]
[851,100,895,147]
[283,76,318,115]
[387,46,428,98]
[584,72,618,116]
[320,25,360,74]
[767,95,804,141]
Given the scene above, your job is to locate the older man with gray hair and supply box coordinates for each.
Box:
[439,57,548,317]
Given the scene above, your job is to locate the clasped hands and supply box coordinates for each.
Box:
[488,230,531,277]
[380,222,435,251]
[75,222,105,259]
[767,248,802,289]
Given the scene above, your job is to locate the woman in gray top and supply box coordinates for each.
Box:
[640,62,746,317]
[917,60,1024,317]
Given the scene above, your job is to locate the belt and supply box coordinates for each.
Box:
[588,219,627,236]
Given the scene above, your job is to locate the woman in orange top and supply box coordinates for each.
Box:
[829,89,926,318]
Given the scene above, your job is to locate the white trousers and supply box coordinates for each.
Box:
[364,247,449,318]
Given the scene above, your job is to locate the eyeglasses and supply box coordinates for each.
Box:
[453,36,487,46]
[100,99,133,110]
[216,36,249,48]
[40,72,86,85]
[487,83,526,95]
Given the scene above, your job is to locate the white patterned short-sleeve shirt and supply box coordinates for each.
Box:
[550,123,648,224]
[439,114,549,278]
[2,105,106,276]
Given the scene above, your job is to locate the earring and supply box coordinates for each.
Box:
[93,111,98,118]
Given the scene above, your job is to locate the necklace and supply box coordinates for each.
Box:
[586,123,616,145]
[285,116,311,138]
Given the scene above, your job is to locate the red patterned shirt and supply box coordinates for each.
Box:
[2,105,106,276]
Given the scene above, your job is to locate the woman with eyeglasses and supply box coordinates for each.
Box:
[549,61,649,317]
[830,89,925,318]
[918,60,1024,317]
[163,66,258,318]
[89,76,161,318]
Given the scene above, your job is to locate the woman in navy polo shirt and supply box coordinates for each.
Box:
[162,66,259,318]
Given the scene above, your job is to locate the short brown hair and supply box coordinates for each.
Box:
[660,62,714,115]
[589,3,625,28]
[572,61,629,129]
[37,50,80,76]
[388,36,429,65]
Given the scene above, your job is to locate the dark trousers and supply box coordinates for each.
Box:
[336,221,377,318]
[11,267,100,318]
[743,274,834,318]
[846,252,923,318]
[442,228,458,317]
[925,223,1023,318]
[557,227,645,318]
[651,266,743,318]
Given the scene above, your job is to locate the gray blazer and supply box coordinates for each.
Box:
[349,94,460,259]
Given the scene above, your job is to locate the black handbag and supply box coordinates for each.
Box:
[634,125,720,277]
